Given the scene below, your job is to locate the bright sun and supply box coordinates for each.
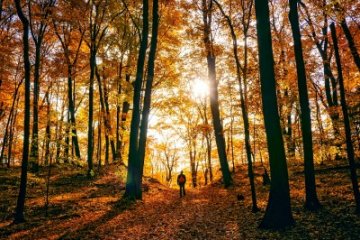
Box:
[192,79,209,99]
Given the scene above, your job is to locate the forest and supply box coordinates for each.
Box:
[0,0,360,239]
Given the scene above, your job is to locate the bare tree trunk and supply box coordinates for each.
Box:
[30,42,41,171]
[124,0,149,200]
[7,105,19,168]
[137,0,160,199]
[67,65,81,159]
[213,0,257,209]
[255,0,294,229]
[97,106,102,170]
[202,0,232,187]
[64,112,70,163]
[45,93,51,166]
[14,0,31,223]
[341,20,360,72]
[0,80,22,163]
[331,22,360,214]
[289,0,321,211]
[87,46,96,177]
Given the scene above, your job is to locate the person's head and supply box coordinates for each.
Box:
[180,170,183,174]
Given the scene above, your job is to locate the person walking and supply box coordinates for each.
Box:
[177,170,186,198]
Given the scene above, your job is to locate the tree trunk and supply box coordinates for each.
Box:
[103,76,117,161]
[289,0,321,211]
[87,48,96,177]
[137,0,159,199]
[203,103,213,182]
[116,60,123,161]
[202,0,232,187]
[124,0,149,200]
[64,112,70,163]
[14,0,31,223]
[207,55,232,187]
[96,69,110,165]
[56,101,65,164]
[213,0,257,208]
[331,22,360,214]
[341,20,360,72]
[97,107,102,169]
[7,104,19,168]
[45,93,51,166]
[230,114,235,173]
[30,41,42,172]
[0,80,22,163]
[67,65,81,159]
[254,0,294,229]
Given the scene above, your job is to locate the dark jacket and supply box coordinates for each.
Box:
[177,173,186,185]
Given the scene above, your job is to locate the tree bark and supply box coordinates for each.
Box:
[255,0,294,229]
[67,65,81,159]
[7,102,19,168]
[29,0,55,170]
[213,0,257,208]
[87,47,95,177]
[341,20,360,72]
[29,41,42,171]
[289,0,321,211]
[202,0,232,187]
[14,0,31,223]
[0,79,22,163]
[331,22,360,214]
[137,0,159,199]
[124,0,149,200]
[45,93,51,166]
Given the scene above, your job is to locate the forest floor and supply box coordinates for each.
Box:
[1,161,360,239]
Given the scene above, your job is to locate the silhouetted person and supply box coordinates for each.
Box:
[177,170,186,197]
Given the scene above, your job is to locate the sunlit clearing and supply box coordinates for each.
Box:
[192,78,209,99]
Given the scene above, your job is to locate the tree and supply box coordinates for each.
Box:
[336,4,360,72]
[95,67,116,164]
[254,0,294,229]
[124,0,149,200]
[330,22,360,214]
[13,0,31,223]
[299,1,341,139]
[28,0,56,171]
[213,0,258,212]
[201,0,232,187]
[52,4,85,161]
[83,0,119,177]
[288,0,321,211]
[158,141,178,184]
[137,0,160,198]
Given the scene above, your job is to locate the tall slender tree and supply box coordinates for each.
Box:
[124,0,149,200]
[29,0,56,171]
[84,0,116,177]
[53,11,85,160]
[201,0,232,187]
[289,0,321,211]
[137,0,160,199]
[330,22,360,214]
[14,0,31,223]
[212,0,258,212]
[254,0,294,229]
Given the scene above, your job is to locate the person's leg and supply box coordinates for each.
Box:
[179,186,182,197]
[181,185,185,197]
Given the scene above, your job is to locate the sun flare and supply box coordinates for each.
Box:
[192,79,209,98]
